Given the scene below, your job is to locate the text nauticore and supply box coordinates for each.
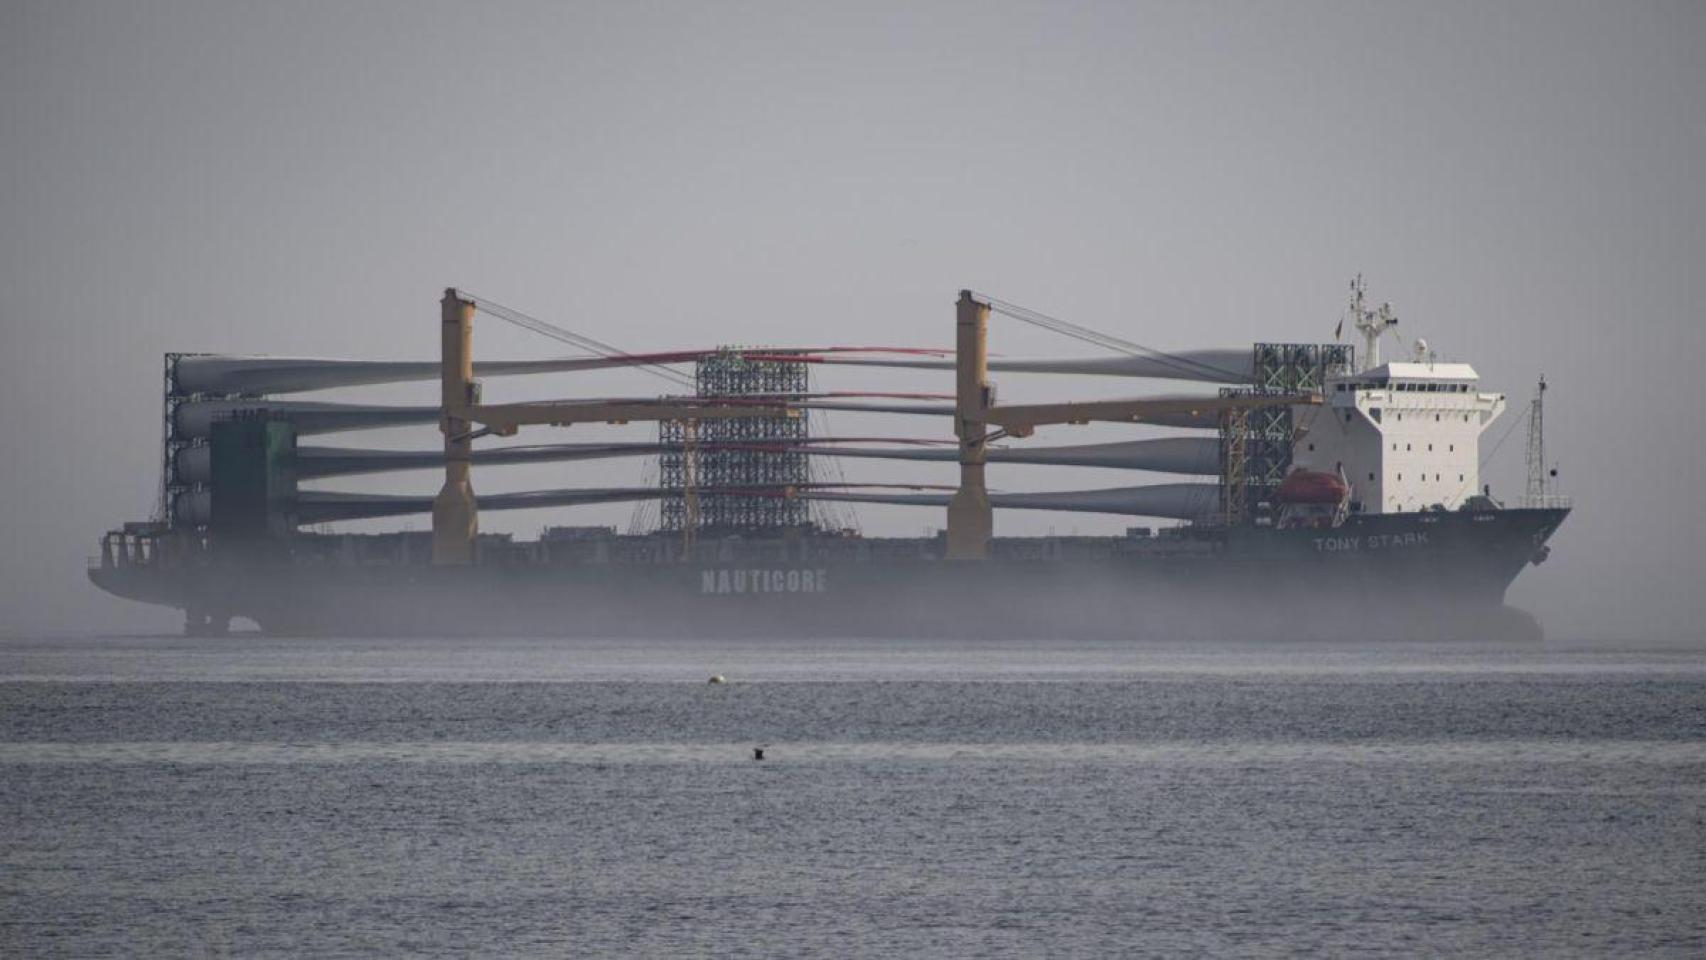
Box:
[1312,531,1430,552]
[701,568,829,595]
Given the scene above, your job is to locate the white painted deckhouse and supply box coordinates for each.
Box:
[1292,358,1505,515]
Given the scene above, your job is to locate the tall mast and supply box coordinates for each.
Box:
[1350,274,1398,372]
[1525,375,1548,500]
[432,289,479,565]
[946,290,993,560]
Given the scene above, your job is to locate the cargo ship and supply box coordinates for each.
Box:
[90,279,1569,639]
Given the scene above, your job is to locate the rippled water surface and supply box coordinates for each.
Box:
[3,636,1704,957]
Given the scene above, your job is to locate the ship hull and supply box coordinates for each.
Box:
[90,509,1567,641]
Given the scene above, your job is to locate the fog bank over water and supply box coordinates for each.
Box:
[7,635,1705,684]
[2,2,1701,640]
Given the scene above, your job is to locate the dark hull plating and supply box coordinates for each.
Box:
[90,509,1569,640]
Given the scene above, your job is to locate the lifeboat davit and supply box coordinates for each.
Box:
[1276,469,1349,505]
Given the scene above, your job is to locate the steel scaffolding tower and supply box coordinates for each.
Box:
[659,349,810,535]
[1219,343,1353,525]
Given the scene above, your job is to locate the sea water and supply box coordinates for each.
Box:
[2,636,1703,957]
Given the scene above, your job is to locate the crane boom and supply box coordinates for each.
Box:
[945,290,1320,560]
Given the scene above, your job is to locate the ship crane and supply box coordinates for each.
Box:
[942,291,1320,560]
[431,290,796,564]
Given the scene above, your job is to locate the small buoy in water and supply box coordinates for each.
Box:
[708,674,726,684]
[753,746,765,761]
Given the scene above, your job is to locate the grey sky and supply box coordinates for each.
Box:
[2,1,1701,639]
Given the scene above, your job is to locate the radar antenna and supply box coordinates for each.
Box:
[1349,274,1399,372]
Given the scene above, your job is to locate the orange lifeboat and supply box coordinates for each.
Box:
[1275,469,1349,505]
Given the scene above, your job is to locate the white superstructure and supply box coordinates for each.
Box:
[1291,352,1505,515]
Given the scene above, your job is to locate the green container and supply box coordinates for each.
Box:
[209,418,297,537]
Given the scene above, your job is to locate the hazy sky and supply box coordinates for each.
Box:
[2,1,1701,639]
